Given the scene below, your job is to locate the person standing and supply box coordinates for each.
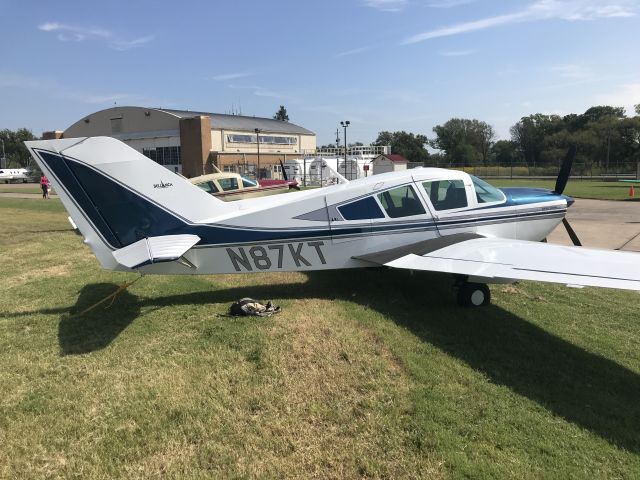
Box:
[40,174,50,199]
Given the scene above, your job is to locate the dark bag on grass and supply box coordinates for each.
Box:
[229,298,281,317]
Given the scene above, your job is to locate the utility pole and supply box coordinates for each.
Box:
[340,121,350,179]
[254,128,261,179]
[0,138,5,169]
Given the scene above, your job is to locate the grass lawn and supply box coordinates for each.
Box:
[489,179,638,201]
[1,197,640,478]
[0,183,53,195]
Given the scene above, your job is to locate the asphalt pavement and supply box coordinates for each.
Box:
[547,198,640,252]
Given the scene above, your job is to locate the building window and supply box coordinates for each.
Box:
[142,146,181,166]
[226,134,297,145]
[110,117,123,134]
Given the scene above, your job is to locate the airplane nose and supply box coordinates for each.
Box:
[563,195,575,207]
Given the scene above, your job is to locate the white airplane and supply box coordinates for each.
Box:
[0,167,29,183]
[25,136,640,306]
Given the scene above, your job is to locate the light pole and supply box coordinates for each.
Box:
[254,128,261,179]
[340,121,350,179]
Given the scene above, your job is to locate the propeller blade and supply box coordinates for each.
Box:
[279,159,288,181]
[562,218,582,246]
[554,145,577,195]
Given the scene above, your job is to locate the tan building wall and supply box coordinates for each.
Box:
[372,158,408,175]
[179,116,212,178]
[42,131,64,140]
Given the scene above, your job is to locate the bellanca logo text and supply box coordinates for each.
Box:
[153,180,173,189]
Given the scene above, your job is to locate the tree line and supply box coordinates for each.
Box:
[0,129,37,168]
[373,105,640,169]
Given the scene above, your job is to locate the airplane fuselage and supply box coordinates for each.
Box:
[137,171,570,275]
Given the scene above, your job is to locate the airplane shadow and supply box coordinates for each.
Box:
[48,268,640,452]
[58,283,140,355]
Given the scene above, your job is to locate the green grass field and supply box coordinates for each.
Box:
[489,179,638,201]
[0,183,53,195]
[1,197,640,478]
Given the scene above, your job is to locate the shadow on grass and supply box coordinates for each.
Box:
[58,283,140,355]
[17,269,640,452]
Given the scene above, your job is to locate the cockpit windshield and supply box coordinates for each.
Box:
[241,176,258,188]
[470,175,506,204]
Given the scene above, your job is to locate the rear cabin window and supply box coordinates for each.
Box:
[376,185,426,218]
[338,196,385,220]
[218,177,239,191]
[422,180,468,211]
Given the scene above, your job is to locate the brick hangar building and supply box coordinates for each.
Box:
[44,106,317,178]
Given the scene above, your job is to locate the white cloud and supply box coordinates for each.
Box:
[228,83,290,100]
[361,0,408,12]
[402,0,637,44]
[551,64,594,80]
[0,72,45,89]
[211,72,252,81]
[428,0,477,8]
[439,49,475,56]
[37,22,153,51]
[595,83,640,113]
[335,46,372,57]
[0,71,154,106]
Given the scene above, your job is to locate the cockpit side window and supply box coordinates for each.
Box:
[196,181,219,194]
[422,180,468,211]
[376,185,426,218]
[218,177,239,191]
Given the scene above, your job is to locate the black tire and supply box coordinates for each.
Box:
[457,282,491,307]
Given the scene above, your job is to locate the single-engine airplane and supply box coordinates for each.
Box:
[26,136,640,306]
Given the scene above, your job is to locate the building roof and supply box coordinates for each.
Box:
[374,153,409,163]
[157,108,315,135]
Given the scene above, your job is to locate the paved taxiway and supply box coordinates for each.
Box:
[548,199,640,252]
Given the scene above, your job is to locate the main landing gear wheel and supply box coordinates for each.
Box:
[457,282,491,307]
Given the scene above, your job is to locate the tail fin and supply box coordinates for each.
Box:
[25,136,234,269]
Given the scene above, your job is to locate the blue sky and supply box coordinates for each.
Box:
[1,0,639,145]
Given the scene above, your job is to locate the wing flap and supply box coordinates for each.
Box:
[384,237,640,291]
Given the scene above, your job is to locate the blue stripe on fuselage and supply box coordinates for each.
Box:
[36,150,568,250]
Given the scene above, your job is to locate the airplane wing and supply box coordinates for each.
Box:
[354,233,640,291]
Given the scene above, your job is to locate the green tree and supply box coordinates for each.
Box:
[0,128,37,168]
[430,118,495,165]
[491,140,518,164]
[373,131,429,163]
[510,114,563,166]
[273,106,289,121]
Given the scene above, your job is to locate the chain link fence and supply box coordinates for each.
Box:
[407,161,640,179]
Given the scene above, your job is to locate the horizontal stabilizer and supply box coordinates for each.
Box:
[112,234,200,269]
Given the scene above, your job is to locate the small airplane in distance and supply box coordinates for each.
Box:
[26,136,640,306]
[0,168,29,183]
[188,162,300,201]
